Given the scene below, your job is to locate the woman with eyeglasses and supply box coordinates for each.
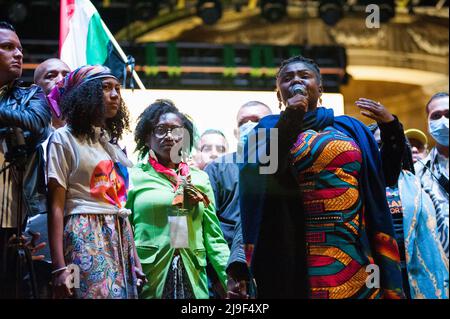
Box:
[126,99,230,299]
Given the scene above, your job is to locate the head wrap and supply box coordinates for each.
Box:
[47,65,118,118]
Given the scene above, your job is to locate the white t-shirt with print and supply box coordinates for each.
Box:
[47,126,129,216]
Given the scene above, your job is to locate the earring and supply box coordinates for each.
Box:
[149,149,157,160]
[278,100,283,109]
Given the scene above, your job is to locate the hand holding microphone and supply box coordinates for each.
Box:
[291,83,307,96]
[286,83,308,113]
[275,83,308,152]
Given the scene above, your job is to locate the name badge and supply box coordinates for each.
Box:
[168,208,189,248]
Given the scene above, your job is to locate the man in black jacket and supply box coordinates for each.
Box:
[205,101,272,298]
[0,21,51,298]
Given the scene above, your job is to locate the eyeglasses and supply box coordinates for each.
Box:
[153,125,184,139]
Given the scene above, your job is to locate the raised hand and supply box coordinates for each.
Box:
[355,98,395,123]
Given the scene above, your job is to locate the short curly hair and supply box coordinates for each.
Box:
[134,99,195,159]
[276,55,322,84]
[60,78,129,142]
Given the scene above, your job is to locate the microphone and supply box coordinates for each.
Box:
[290,84,306,96]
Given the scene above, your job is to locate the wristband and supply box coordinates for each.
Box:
[51,266,67,275]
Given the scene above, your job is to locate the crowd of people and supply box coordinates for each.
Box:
[0,21,448,299]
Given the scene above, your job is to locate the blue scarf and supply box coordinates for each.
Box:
[239,107,405,298]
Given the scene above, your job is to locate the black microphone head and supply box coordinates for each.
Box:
[290,84,306,96]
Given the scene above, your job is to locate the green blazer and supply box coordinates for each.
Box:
[126,159,230,299]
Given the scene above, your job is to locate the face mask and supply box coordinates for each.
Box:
[239,121,258,138]
[429,117,449,146]
[237,121,258,151]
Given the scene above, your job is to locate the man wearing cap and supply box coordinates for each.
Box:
[415,92,449,259]
[405,128,428,164]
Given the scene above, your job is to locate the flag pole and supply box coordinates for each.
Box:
[100,20,146,90]
[59,0,70,57]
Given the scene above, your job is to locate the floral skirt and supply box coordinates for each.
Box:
[63,214,138,299]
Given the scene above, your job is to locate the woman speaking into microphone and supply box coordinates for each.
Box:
[239,55,405,299]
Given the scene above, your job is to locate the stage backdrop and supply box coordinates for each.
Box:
[121,89,344,163]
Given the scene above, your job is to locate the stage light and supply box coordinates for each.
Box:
[318,0,344,26]
[379,0,396,22]
[196,0,223,25]
[260,0,288,23]
[8,2,28,23]
[135,0,160,20]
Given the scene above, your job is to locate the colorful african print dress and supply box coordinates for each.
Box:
[291,126,381,299]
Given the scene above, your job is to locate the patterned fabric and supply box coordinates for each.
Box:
[291,127,381,299]
[426,189,449,258]
[322,109,405,299]
[385,187,407,266]
[415,148,449,259]
[63,214,138,299]
[148,150,190,192]
[385,186,410,297]
[47,64,118,118]
[162,255,195,299]
[398,170,449,299]
[239,107,405,298]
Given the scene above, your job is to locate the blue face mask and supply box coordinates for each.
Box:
[429,117,449,147]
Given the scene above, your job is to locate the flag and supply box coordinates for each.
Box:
[59,0,143,88]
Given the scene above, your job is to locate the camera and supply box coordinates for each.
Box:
[0,127,29,169]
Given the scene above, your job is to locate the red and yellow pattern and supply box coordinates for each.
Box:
[292,127,382,299]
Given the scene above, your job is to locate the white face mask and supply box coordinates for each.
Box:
[237,121,258,150]
[429,117,449,147]
[239,121,258,139]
